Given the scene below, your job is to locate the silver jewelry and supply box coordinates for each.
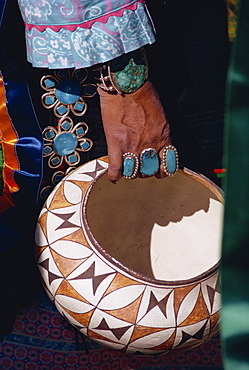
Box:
[122,152,139,179]
[162,145,179,176]
[140,148,159,176]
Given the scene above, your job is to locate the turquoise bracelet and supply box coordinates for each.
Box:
[98,48,148,94]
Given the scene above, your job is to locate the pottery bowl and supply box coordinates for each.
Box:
[35,157,223,355]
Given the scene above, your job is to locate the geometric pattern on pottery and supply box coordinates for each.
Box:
[36,158,221,355]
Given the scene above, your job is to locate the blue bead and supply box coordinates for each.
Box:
[61,120,71,130]
[55,78,82,105]
[123,157,135,177]
[45,130,55,140]
[45,95,55,105]
[44,78,56,89]
[166,149,177,173]
[76,127,85,137]
[68,154,78,164]
[43,146,52,155]
[81,141,90,150]
[74,101,85,112]
[53,132,78,156]
[56,104,68,116]
[140,149,159,176]
[51,156,61,166]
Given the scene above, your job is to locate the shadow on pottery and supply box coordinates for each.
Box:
[36,157,224,355]
[86,170,223,281]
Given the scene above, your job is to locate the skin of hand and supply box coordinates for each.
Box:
[97,81,172,183]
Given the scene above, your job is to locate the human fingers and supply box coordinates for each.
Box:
[107,143,123,184]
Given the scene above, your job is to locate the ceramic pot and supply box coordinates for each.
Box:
[36,157,223,355]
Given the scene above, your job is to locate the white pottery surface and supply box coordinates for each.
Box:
[36,157,223,354]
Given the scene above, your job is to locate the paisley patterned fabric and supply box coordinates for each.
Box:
[17,0,156,69]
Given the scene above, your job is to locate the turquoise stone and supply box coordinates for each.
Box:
[80,141,90,150]
[44,78,56,89]
[140,149,159,176]
[74,101,85,112]
[61,120,71,130]
[68,154,78,164]
[45,130,56,140]
[53,132,77,156]
[56,104,68,116]
[116,72,130,90]
[110,49,148,93]
[123,157,135,177]
[51,156,61,166]
[76,127,85,137]
[166,149,177,173]
[55,78,82,105]
[114,59,147,93]
[43,146,52,155]
[45,95,55,105]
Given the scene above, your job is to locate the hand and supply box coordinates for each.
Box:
[98,81,171,183]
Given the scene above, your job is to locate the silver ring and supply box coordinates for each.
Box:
[122,152,139,179]
[140,148,159,176]
[162,145,179,176]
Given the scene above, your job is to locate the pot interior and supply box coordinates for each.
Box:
[86,170,223,281]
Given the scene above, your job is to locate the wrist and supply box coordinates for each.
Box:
[97,80,153,99]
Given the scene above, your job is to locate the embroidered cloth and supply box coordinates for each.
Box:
[17,0,156,69]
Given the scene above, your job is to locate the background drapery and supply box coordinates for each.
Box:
[221,0,249,368]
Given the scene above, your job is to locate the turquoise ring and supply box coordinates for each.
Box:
[162,145,179,176]
[140,148,159,176]
[122,152,139,179]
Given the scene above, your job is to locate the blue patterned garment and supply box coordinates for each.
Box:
[17,0,156,69]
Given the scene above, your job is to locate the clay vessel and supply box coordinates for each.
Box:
[36,157,223,355]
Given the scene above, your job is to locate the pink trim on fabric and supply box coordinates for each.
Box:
[24,0,145,32]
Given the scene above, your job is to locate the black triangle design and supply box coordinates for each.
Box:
[112,326,132,341]
[147,291,158,312]
[92,272,114,295]
[74,261,95,280]
[215,275,221,293]
[95,317,109,331]
[38,258,62,285]
[207,285,216,312]
[83,160,107,179]
[146,291,171,318]
[73,261,115,295]
[52,211,78,230]
[192,320,208,340]
[178,331,192,346]
[94,318,132,340]
[177,320,208,347]
[158,292,171,318]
